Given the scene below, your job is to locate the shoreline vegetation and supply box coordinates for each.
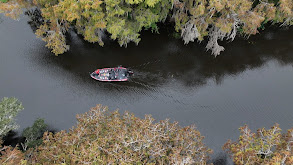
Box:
[1,98,293,164]
[0,0,292,56]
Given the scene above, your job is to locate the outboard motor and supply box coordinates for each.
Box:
[127,69,134,76]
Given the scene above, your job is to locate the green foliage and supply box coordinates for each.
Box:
[1,0,172,55]
[0,97,23,137]
[21,118,48,150]
[1,0,292,55]
[0,0,8,3]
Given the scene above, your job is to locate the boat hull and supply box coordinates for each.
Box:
[90,67,131,82]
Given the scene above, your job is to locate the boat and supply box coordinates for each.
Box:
[90,66,133,82]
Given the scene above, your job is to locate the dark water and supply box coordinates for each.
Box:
[1,15,293,161]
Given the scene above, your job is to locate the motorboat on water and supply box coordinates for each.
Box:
[90,66,133,82]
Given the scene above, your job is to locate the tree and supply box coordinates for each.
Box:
[0,0,32,20]
[0,97,23,138]
[1,0,172,55]
[0,104,212,164]
[1,0,293,56]
[223,124,293,164]
[30,105,212,164]
[0,141,25,165]
[173,0,293,56]
[21,118,48,151]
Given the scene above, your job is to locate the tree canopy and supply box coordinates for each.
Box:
[223,124,293,164]
[0,104,293,164]
[0,105,212,164]
[173,0,293,55]
[0,97,23,137]
[0,0,292,55]
[21,118,48,151]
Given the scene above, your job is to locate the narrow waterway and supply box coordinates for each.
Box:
[1,15,293,162]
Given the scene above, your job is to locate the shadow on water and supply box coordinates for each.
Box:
[28,19,293,94]
[209,152,231,165]
[2,131,21,147]
[23,21,293,127]
[2,126,58,149]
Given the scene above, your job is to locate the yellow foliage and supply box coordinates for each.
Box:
[209,0,226,12]
[0,144,25,165]
[1,0,292,55]
[0,0,23,20]
[36,23,70,55]
[241,11,265,35]
[224,124,293,165]
[26,105,212,164]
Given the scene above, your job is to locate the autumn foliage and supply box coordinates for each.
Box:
[1,0,292,56]
[0,105,211,164]
[30,105,211,164]
[173,0,293,55]
[1,104,293,164]
[0,141,25,165]
[223,124,293,164]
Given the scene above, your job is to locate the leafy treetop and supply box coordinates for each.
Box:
[0,0,292,55]
[0,97,23,137]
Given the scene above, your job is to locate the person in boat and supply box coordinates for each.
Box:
[111,68,133,80]
[91,67,133,81]
[127,69,134,75]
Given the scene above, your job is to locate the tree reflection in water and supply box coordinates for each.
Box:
[26,12,293,92]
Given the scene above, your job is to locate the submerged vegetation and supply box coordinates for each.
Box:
[0,100,293,164]
[0,0,292,56]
